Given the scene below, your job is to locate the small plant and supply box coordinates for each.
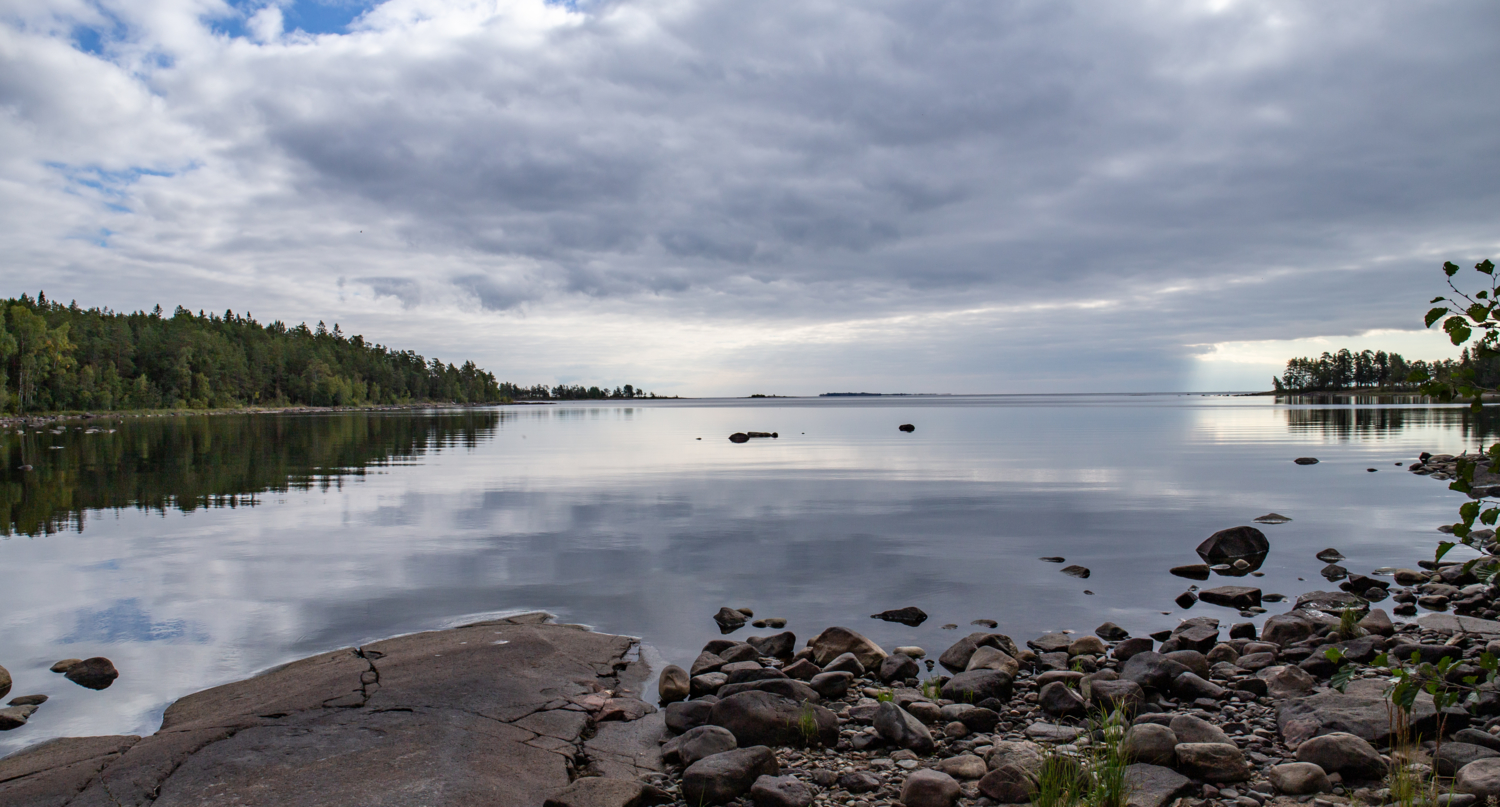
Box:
[1031,704,1131,807]
[920,677,943,701]
[1033,749,1089,807]
[1337,607,1366,641]
[795,701,819,744]
[874,690,893,703]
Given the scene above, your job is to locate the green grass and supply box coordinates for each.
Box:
[1032,704,1131,807]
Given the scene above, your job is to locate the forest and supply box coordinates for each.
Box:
[0,292,657,412]
[1271,347,1499,392]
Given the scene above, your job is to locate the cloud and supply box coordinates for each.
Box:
[1,0,1497,392]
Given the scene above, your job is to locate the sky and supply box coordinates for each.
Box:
[1,0,1497,396]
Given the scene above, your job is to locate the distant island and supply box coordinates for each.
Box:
[0,292,665,414]
[1271,347,1484,393]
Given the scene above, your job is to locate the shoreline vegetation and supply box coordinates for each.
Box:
[0,292,673,416]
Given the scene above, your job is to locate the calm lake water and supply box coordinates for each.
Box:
[0,394,1495,754]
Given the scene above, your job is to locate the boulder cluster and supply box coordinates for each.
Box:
[628,607,1500,807]
[0,656,118,733]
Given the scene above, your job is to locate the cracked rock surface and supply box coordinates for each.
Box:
[0,613,665,807]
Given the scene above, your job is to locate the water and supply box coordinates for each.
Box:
[0,394,1495,754]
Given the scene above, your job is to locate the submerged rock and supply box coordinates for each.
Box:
[1196,526,1269,563]
[64,657,119,690]
[1254,513,1293,524]
[871,607,928,626]
[1294,457,1320,465]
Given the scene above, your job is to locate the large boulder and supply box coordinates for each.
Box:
[1089,679,1146,712]
[1169,714,1231,746]
[807,672,854,700]
[715,679,821,703]
[1457,758,1500,802]
[966,647,1020,677]
[1437,743,1500,777]
[1277,679,1439,747]
[1196,526,1269,563]
[900,769,961,807]
[1257,665,1316,699]
[709,691,838,748]
[1173,743,1251,783]
[746,632,796,659]
[1198,587,1262,609]
[1121,652,1189,692]
[822,653,865,676]
[666,699,716,733]
[941,670,1014,704]
[677,725,739,766]
[544,777,668,807]
[0,664,9,701]
[809,627,886,668]
[874,702,936,754]
[1038,681,1087,718]
[1294,732,1389,779]
[880,654,921,684]
[682,746,780,805]
[977,764,1034,803]
[692,652,728,677]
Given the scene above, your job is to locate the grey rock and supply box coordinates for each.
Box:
[1039,681,1088,718]
[1170,714,1231,745]
[746,632,796,659]
[872,607,929,626]
[1277,679,1439,747]
[48,658,83,674]
[942,633,1020,673]
[1124,723,1178,766]
[1163,650,1211,679]
[1456,728,1500,753]
[808,627,886,668]
[714,607,749,632]
[967,646,1021,676]
[1257,665,1316,699]
[676,725,739,766]
[682,746,779,805]
[941,670,1014,704]
[1097,622,1131,641]
[692,652,728,677]
[1121,652,1190,692]
[1171,564,1212,580]
[544,777,668,807]
[750,775,813,807]
[839,770,883,793]
[9,694,48,706]
[1170,672,1225,701]
[0,665,9,701]
[1457,758,1500,801]
[880,654,921,683]
[1295,590,1368,614]
[1268,762,1332,795]
[822,652,865,676]
[1028,632,1074,654]
[807,671,854,699]
[1114,637,1154,662]
[1200,587,1263,609]
[1069,635,1108,657]
[1197,526,1269,562]
[1174,742,1252,783]
[719,644,761,664]
[710,691,837,748]
[714,679,820,703]
[1089,678,1146,712]
[1436,743,1500,777]
[1024,722,1082,743]
[1295,731,1389,779]
[666,699,716,733]
[691,673,728,696]
[874,702,936,754]
[781,659,821,681]
[900,769,961,807]
[0,705,37,730]
[935,754,989,780]
[978,764,1035,803]
[1125,763,1196,807]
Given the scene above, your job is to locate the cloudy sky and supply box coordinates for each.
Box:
[2,0,1496,395]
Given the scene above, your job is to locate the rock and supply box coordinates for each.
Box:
[709,691,837,748]
[1170,618,1221,652]
[807,671,854,699]
[597,697,657,722]
[1255,513,1293,524]
[691,673,728,696]
[880,654,921,684]
[1174,742,1251,783]
[1294,590,1368,614]
[1125,763,1195,807]
[978,764,1034,803]
[1089,679,1146,712]
[692,652,728,677]
[1457,758,1500,801]
[1170,672,1224,702]
[875,702,936,753]
[1124,723,1179,765]
[666,699,717,733]
[719,643,761,663]
[715,607,748,631]
[1206,644,1239,665]
[1097,622,1130,641]
[1437,743,1500,777]
[808,627,886,668]
[900,769,961,807]
[895,646,926,658]
[0,704,36,730]
[935,754,988,780]
[49,658,83,674]
[1025,722,1082,743]
[1121,652,1190,692]
[822,653,865,677]
[966,646,1020,676]
[839,771,882,793]
[1268,762,1332,795]
[715,679,821,703]
[1257,665,1316,699]
[1294,457,1320,465]
[1197,526,1270,562]
[1038,681,1088,718]
[1171,564,1212,580]
[682,745,780,805]
[1163,650,1211,679]
[1170,714,1231,745]
[1175,591,1198,608]
[958,707,1001,733]
[750,775,813,807]
[1069,635,1108,656]
[746,632,796,658]
[1295,732,1388,779]
[872,607,929,626]
[676,725,739,766]
[1028,632,1073,654]
[1114,637,1154,662]
[1061,565,1091,578]
[0,665,8,700]
[729,433,750,443]
[9,693,47,706]
[1199,587,1262,609]
[544,777,668,807]
[781,659,820,681]
[1277,679,1439,747]
[899,424,915,433]
[941,670,1014,704]
[1316,548,1346,562]
[659,666,691,704]
[1262,612,1322,646]
[65,657,119,690]
[1457,729,1500,753]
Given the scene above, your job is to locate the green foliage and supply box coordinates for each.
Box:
[1329,645,1500,717]
[1337,607,1365,641]
[0,294,505,411]
[1031,705,1131,807]
[1274,347,1459,393]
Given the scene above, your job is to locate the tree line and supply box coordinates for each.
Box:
[1271,347,1493,392]
[0,292,516,412]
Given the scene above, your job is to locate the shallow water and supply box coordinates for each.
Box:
[0,394,1495,754]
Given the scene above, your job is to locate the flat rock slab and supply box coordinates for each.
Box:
[0,614,660,807]
[1277,679,1438,748]
[1416,614,1500,636]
